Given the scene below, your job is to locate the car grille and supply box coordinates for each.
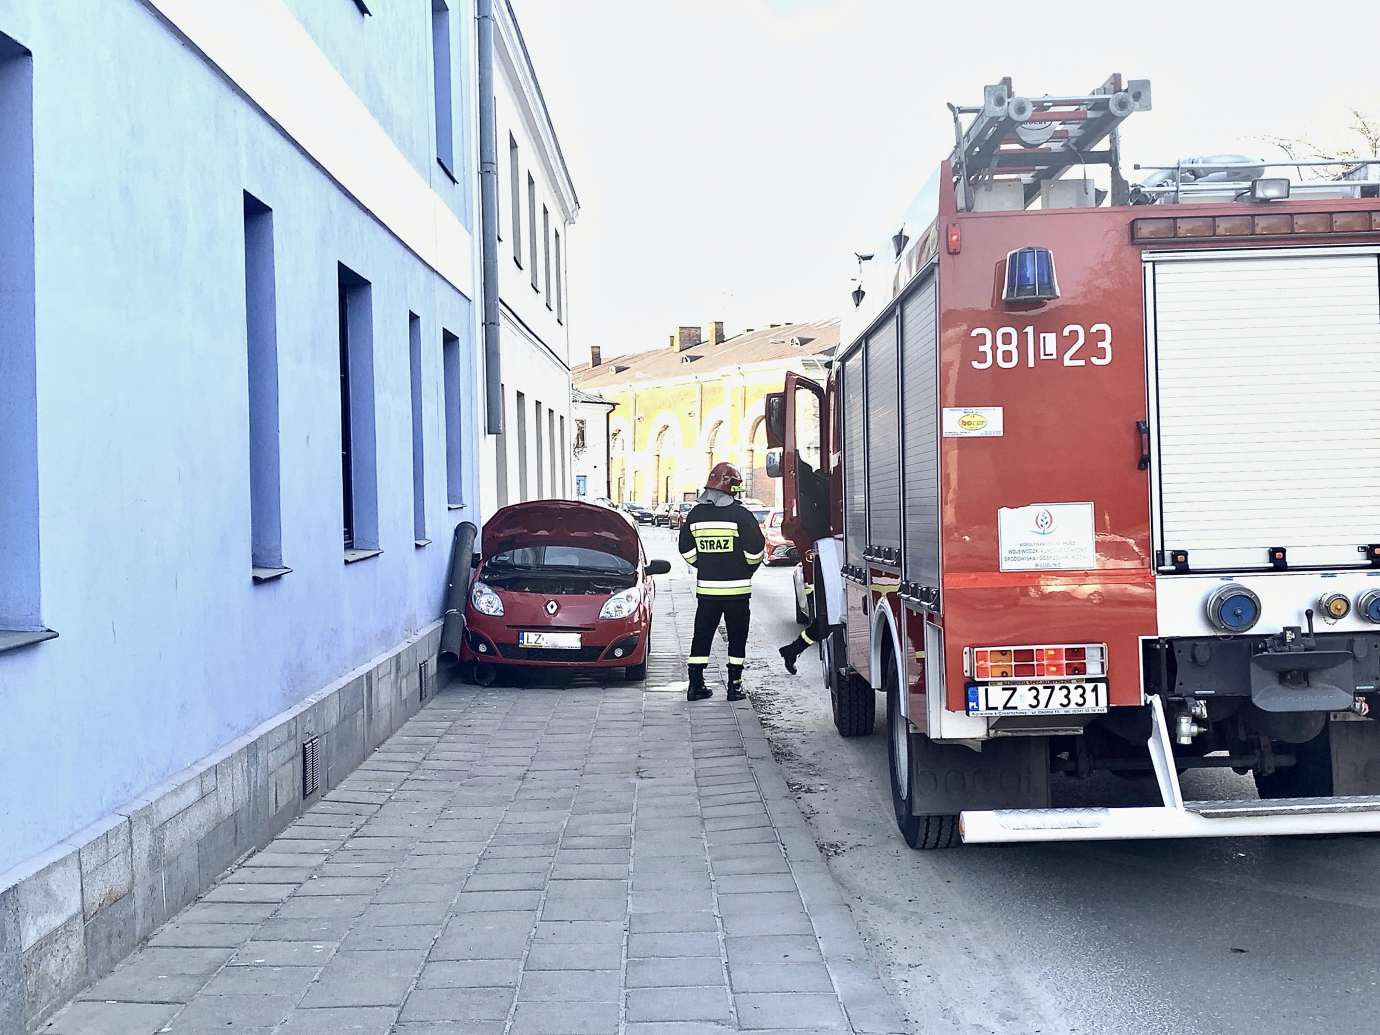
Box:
[500,645,607,662]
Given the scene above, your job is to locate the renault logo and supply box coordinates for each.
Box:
[545,600,559,616]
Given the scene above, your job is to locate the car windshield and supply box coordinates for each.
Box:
[769,512,783,528]
[627,503,648,510]
[489,545,636,575]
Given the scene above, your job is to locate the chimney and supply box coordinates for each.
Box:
[706,321,725,346]
[673,325,702,352]
[590,345,602,367]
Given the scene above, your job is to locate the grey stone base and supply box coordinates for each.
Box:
[0,622,442,1032]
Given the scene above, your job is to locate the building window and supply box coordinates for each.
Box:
[574,418,587,452]
[409,314,426,541]
[554,229,563,324]
[0,32,46,647]
[430,0,456,180]
[535,401,545,497]
[515,391,529,500]
[509,135,521,265]
[542,206,552,309]
[549,409,558,498]
[244,193,284,576]
[527,174,538,291]
[338,263,378,556]
[559,415,567,496]
[442,328,463,506]
[495,384,509,507]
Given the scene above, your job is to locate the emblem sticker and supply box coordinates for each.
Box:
[943,406,1004,438]
[998,502,1095,572]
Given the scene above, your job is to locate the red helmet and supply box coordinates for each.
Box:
[705,462,744,493]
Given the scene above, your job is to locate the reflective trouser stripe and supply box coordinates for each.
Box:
[687,656,710,665]
[801,630,816,645]
[727,656,745,665]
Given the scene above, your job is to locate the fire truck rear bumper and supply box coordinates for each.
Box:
[960,795,1380,843]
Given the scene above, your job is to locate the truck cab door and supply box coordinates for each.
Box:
[765,372,828,562]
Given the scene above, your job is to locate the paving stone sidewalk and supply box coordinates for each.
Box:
[41,581,904,1035]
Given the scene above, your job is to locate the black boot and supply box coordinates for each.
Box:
[779,639,805,675]
[726,665,746,702]
[687,666,711,701]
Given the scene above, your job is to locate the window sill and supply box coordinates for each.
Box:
[514,256,523,271]
[546,301,553,311]
[252,565,292,584]
[415,538,432,549]
[447,503,465,511]
[436,156,457,184]
[0,628,58,654]
[344,548,383,564]
[351,0,371,14]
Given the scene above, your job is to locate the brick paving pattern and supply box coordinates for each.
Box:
[41,582,902,1034]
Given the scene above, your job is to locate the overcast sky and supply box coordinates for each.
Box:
[512,0,1377,361]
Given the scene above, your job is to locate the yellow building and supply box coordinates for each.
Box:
[573,320,838,507]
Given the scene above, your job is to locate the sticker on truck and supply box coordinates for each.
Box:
[943,407,1004,437]
[998,502,1096,571]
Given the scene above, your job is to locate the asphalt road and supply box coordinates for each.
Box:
[639,525,1380,1035]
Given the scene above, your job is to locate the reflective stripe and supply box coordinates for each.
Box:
[697,579,752,588]
[689,521,739,532]
[687,656,710,665]
[696,585,753,596]
[801,631,816,645]
[680,549,698,560]
[742,550,764,563]
[727,656,745,665]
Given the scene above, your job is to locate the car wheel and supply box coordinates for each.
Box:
[624,662,648,682]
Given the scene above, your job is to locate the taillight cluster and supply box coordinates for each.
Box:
[967,644,1107,681]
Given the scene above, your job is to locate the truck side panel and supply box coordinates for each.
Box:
[840,346,871,685]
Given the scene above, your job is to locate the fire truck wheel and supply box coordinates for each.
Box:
[832,667,875,738]
[1254,728,1334,799]
[886,663,958,849]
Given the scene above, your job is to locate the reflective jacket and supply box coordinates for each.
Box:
[678,501,766,597]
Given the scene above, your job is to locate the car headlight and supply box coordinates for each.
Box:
[470,581,504,617]
[599,586,642,620]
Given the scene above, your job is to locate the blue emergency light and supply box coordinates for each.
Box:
[1003,246,1060,303]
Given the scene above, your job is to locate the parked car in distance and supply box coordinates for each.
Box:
[669,500,695,529]
[592,496,615,509]
[461,500,671,682]
[744,502,771,526]
[762,509,798,566]
[622,501,655,524]
[652,502,676,527]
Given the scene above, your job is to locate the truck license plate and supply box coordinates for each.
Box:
[965,681,1107,717]
[518,631,582,650]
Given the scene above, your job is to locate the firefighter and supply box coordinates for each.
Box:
[678,462,765,702]
[778,457,833,675]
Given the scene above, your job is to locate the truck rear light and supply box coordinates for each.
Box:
[967,644,1106,680]
[946,223,961,254]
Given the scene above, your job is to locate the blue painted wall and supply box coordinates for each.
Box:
[0,0,480,873]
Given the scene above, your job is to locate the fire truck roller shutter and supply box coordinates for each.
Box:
[842,346,867,567]
[1151,251,1380,570]
[901,272,940,589]
[866,315,901,552]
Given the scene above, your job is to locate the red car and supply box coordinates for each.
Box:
[762,508,798,565]
[460,500,670,681]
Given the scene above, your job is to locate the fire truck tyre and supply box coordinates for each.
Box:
[1254,728,1333,799]
[832,669,875,738]
[886,664,959,850]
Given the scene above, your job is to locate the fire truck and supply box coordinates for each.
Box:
[766,76,1380,847]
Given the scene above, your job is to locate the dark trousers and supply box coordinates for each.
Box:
[688,595,751,684]
[786,613,828,653]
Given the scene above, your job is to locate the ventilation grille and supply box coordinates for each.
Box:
[302,736,321,798]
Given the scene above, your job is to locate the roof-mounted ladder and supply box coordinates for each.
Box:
[948,75,1152,211]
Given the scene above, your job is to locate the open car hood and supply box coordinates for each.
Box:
[480,501,640,566]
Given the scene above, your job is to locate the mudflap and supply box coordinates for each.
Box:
[1330,719,1380,795]
[908,733,1050,815]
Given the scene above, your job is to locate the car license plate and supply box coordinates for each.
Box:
[517,631,582,650]
[965,681,1107,717]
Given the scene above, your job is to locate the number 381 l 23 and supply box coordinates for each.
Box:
[970,323,1112,370]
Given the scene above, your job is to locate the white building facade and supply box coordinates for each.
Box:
[572,386,617,503]
[477,1,579,511]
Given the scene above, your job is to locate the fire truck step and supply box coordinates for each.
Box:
[1184,795,1380,819]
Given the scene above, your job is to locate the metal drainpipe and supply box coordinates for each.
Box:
[477,0,502,434]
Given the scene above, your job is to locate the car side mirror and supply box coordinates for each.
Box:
[765,449,783,479]
[764,392,786,449]
[644,559,672,577]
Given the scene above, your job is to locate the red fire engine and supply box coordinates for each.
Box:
[767,76,1380,846]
